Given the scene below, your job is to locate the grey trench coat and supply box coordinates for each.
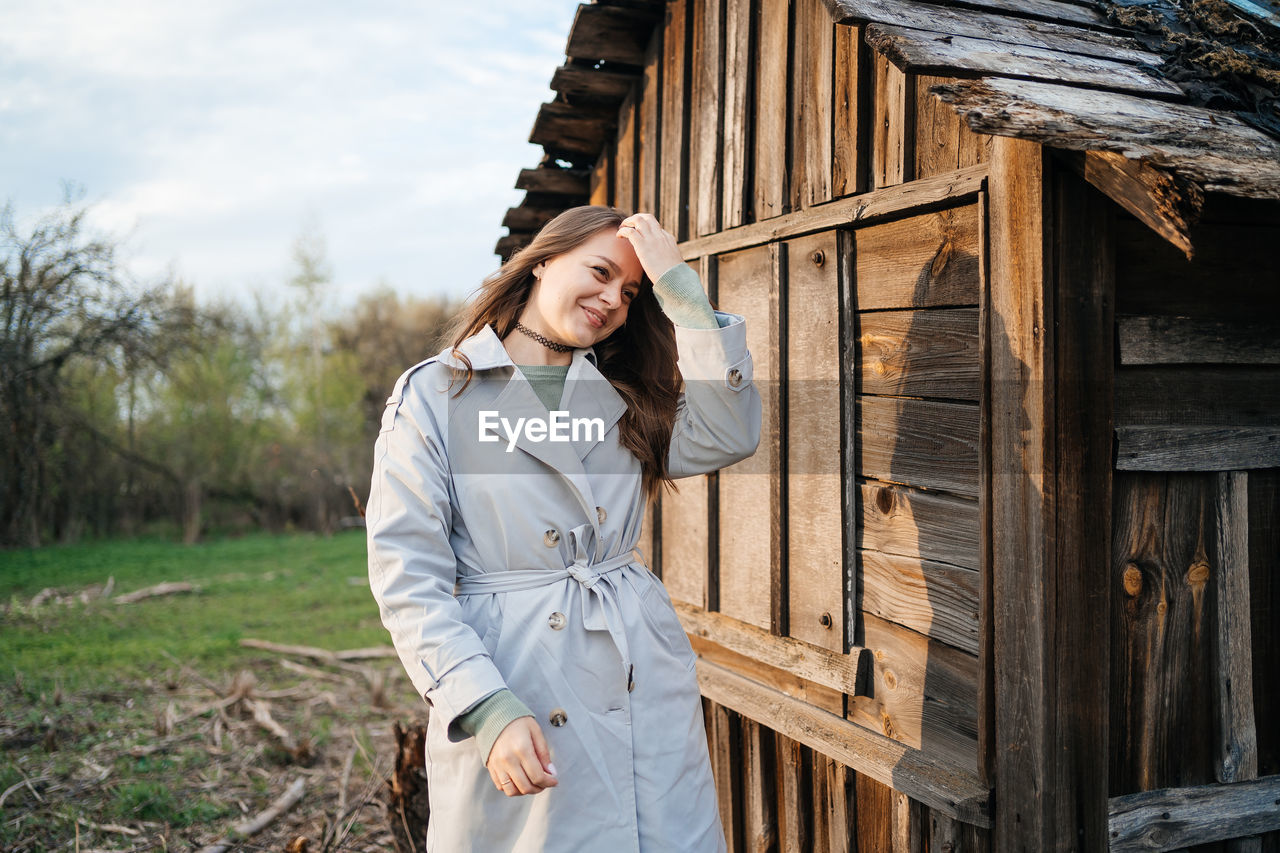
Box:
[366,310,761,852]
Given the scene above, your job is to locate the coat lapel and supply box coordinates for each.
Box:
[446,324,627,557]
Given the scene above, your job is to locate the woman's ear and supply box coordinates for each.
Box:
[532,262,544,279]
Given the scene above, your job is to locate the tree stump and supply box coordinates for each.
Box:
[386,721,429,853]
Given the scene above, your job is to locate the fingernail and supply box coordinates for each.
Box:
[547,762,557,776]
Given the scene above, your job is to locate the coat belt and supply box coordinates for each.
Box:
[453,523,641,687]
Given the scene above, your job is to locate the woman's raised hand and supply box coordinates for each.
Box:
[486,717,559,797]
[617,213,685,284]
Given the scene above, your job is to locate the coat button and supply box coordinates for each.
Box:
[727,367,743,388]
[549,708,567,727]
[547,611,566,630]
[596,506,607,524]
[543,528,560,548]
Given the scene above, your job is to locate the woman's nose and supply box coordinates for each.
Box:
[599,280,621,307]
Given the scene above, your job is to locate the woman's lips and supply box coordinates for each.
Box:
[582,306,605,328]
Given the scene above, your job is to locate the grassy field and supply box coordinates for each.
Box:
[0,531,425,851]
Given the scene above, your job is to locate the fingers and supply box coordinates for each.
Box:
[487,719,558,797]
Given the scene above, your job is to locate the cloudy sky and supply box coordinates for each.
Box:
[0,0,582,306]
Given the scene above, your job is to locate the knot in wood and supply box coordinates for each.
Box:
[883,669,898,690]
[1187,560,1211,585]
[876,488,895,514]
[881,714,895,737]
[1123,563,1143,597]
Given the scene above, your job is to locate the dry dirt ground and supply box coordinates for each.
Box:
[1,649,429,852]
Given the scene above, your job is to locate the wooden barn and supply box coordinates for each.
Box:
[494,0,1280,849]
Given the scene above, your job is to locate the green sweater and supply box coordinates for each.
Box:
[455,261,720,763]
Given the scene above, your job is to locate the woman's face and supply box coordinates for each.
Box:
[527,227,645,348]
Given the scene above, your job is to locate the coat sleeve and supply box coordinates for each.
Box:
[666,310,763,479]
[366,367,509,742]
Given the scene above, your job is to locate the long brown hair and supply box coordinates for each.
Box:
[444,205,682,502]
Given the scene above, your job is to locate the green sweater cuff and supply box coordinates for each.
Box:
[456,688,535,764]
[653,263,722,330]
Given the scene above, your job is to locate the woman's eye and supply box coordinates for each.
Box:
[623,290,636,302]
[593,266,608,278]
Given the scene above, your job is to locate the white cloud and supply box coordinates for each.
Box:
[0,0,583,304]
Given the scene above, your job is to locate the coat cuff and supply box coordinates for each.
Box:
[412,652,511,744]
[673,311,753,392]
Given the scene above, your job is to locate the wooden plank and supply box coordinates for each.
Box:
[754,0,791,220]
[827,757,855,853]
[494,234,533,260]
[1114,368,1280,428]
[637,27,662,215]
[858,308,980,400]
[1119,316,1280,366]
[697,656,992,825]
[1111,473,1220,794]
[872,51,914,189]
[859,550,980,654]
[892,791,926,852]
[722,0,751,229]
[853,204,981,310]
[717,244,783,631]
[742,719,778,853]
[1114,220,1280,324]
[530,101,615,156]
[660,0,690,240]
[661,472,709,607]
[1216,472,1259,785]
[710,703,740,851]
[1249,471,1280,791]
[1116,427,1280,471]
[779,736,811,852]
[833,24,866,197]
[825,0,1160,63]
[793,0,834,208]
[914,74,991,181]
[931,78,1280,199]
[788,231,845,652]
[682,163,987,260]
[849,611,980,776]
[828,0,1117,31]
[589,143,613,206]
[502,207,561,232]
[1064,150,1198,260]
[855,771,897,851]
[867,25,1181,98]
[839,229,860,660]
[1048,166,1114,850]
[690,0,722,237]
[857,396,980,497]
[976,188,994,791]
[689,632,845,714]
[812,749,831,850]
[614,90,638,213]
[677,600,867,696]
[550,64,639,106]
[1108,776,1280,851]
[859,482,980,571]
[565,2,661,66]
[515,166,591,196]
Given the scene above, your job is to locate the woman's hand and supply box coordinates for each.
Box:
[486,717,559,796]
[617,213,685,284]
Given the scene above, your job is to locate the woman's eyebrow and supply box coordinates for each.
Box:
[590,255,642,290]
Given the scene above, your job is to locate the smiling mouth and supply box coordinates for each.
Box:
[582,306,606,328]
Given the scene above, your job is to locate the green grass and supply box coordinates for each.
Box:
[0,531,387,693]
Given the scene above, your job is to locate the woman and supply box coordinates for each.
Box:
[367,207,761,852]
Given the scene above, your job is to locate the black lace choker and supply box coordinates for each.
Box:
[514,322,573,353]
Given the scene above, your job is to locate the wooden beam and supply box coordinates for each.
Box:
[1215,472,1259,787]
[988,137,1114,849]
[931,78,1280,200]
[529,101,615,156]
[515,167,590,196]
[1116,427,1280,471]
[1060,150,1202,260]
[695,657,992,826]
[822,0,1159,63]
[550,63,638,106]
[1118,316,1280,366]
[867,25,1181,98]
[1114,368,1280,428]
[494,233,533,259]
[501,207,560,232]
[565,3,662,66]
[674,600,868,697]
[680,163,986,259]
[1107,776,1280,851]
